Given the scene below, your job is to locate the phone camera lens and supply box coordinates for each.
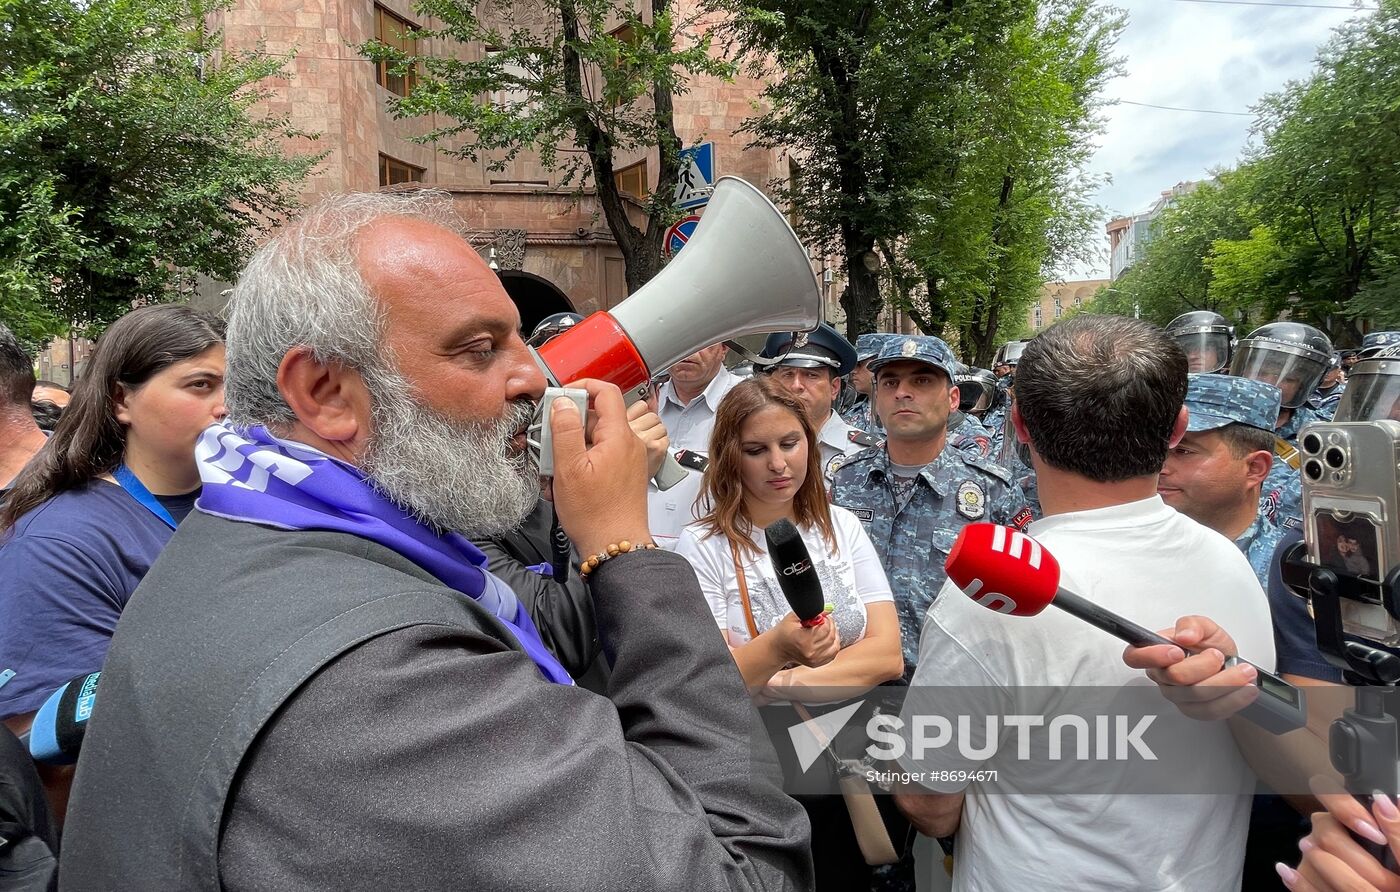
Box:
[1324,447,1346,469]
[1301,433,1322,455]
[1303,459,1324,481]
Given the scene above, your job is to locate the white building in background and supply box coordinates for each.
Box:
[1105,181,1201,280]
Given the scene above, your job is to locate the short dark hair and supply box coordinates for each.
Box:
[0,322,35,407]
[1016,316,1188,482]
[1218,422,1275,460]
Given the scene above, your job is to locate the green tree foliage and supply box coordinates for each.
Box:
[1078,1,1400,345]
[1248,0,1400,344]
[893,0,1122,365]
[0,0,319,329]
[1078,170,1271,328]
[367,0,732,293]
[717,0,1031,339]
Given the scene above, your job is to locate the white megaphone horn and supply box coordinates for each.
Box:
[533,176,823,489]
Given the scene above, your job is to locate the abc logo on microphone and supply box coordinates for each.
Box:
[780,560,812,577]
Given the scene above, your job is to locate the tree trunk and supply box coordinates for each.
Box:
[965,170,1016,367]
[840,228,881,339]
[558,0,675,294]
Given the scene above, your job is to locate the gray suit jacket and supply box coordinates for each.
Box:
[59,511,811,891]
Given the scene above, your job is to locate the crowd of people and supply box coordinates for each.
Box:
[2,188,1400,891]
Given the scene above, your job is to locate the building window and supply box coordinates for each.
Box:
[1053,298,1062,320]
[486,48,533,109]
[614,159,647,198]
[1033,306,1043,329]
[375,5,418,98]
[379,154,424,187]
[1073,296,1083,308]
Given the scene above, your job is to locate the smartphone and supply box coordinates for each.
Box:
[1299,420,1400,646]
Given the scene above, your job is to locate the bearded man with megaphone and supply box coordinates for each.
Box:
[58,181,823,890]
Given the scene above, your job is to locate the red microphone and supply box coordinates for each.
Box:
[944,523,1174,648]
[946,523,1308,735]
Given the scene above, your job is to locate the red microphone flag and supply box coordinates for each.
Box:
[944,523,1060,617]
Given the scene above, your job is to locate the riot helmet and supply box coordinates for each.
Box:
[1230,321,1333,410]
[1335,346,1400,423]
[955,366,999,415]
[526,312,585,349]
[1357,331,1400,361]
[992,341,1027,376]
[1166,311,1233,374]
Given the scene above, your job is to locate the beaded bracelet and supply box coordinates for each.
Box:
[579,539,659,580]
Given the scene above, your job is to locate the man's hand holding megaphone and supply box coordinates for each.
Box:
[547,380,654,559]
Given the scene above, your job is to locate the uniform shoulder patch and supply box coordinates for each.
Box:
[961,452,1015,484]
[1009,506,1034,531]
[830,446,878,477]
[847,429,883,448]
[674,450,709,471]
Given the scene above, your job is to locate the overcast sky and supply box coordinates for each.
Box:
[1077,0,1375,278]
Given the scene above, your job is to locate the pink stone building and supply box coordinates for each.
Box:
[204,0,841,333]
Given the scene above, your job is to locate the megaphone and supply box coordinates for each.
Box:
[533,176,823,489]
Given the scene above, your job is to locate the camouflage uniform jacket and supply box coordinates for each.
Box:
[1277,404,1325,444]
[1261,459,1303,532]
[840,395,883,435]
[1307,382,1345,421]
[947,411,994,460]
[830,446,1031,680]
[1235,512,1284,590]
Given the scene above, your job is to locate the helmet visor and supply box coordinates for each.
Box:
[1173,332,1231,374]
[1231,344,1327,409]
[1335,369,1400,423]
[958,380,995,414]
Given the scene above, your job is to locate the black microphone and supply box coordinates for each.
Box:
[764,518,827,627]
[25,671,100,764]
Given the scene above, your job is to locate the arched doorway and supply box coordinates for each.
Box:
[498,271,574,336]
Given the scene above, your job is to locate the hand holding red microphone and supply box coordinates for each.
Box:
[943,522,1303,734]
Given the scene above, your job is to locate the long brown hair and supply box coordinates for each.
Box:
[1,305,224,533]
[695,376,835,558]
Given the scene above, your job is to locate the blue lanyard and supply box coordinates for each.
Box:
[112,465,178,530]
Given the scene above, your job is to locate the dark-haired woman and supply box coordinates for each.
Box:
[674,376,903,890]
[0,305,225,733]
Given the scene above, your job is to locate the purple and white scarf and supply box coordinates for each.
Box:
[194,422,572,685]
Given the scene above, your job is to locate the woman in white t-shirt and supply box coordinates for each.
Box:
[674,376,902,890]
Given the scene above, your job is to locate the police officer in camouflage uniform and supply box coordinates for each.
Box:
[840,332,894,434]
[984,341,1026,455]
[1307,353,1347,421]
[1231,321,1333,444]
[830,335,1031,682]
[1158,374,1285,586]
[760,324,877,481]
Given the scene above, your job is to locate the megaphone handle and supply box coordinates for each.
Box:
[653,453,690,492]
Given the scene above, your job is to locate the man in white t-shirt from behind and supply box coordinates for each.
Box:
[893,315,1276,891]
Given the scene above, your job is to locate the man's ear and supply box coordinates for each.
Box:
[948,385,961,413]
[1167,406,1189,449]
[1011,402,1029,444]
[277,348,372,447]
[1243,449,1273,490]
